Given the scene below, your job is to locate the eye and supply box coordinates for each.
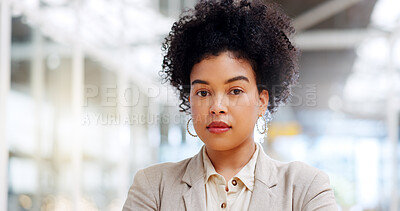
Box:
[230,88,244,95]
[196,90,210,97]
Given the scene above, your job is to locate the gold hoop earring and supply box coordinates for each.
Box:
[256,115,267,134]
[186,118,198,137]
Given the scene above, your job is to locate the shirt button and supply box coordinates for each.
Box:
[221,202,226,208]
[232,179,237,186]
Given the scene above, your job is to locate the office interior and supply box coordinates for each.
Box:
[0,0,400,210]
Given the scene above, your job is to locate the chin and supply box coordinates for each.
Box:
[201,139,238,151]
[206,144,232,152]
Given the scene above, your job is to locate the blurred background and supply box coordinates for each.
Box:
[0,0,399,210]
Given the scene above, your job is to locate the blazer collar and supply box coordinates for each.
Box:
[182,145,206,211]
[253,142,278,187]
[182,145,205,186]
[248,143,278,210]
[181,143,279,211]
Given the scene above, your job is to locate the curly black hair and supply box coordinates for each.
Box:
[160,0,299,115]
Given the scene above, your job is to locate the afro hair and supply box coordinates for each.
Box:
[160,0,299,115]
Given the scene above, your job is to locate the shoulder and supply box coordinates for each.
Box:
[271,159,328,186]
[123,156,196,211]
[282,161,333,199]
[134,156,193,184]
[269,159,337,210]
[273,159,333,195]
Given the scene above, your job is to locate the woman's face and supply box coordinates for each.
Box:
[189,51,269,151]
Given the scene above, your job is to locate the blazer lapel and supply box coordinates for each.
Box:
[180,143,278,211]
[248,144,278,211]
[183,180,206,211]
[248,180,277,210]
[182,146,206,211]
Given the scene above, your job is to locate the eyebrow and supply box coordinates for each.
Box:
[191,75,250,86]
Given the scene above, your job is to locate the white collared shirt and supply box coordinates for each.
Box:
[202,142,260,211]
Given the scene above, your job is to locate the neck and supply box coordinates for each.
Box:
[205,140,256,175]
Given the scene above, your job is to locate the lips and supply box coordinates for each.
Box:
[207,121,231,134]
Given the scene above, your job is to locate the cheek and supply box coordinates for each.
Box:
[231,97,259,126]
[232,90,259,106]
[191,99,207,112]
[232,106,258,123]
[233,93,260,112]
[190,101,208,125]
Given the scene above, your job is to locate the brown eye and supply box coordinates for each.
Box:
[230,89,243,95]
[196,90,209,97]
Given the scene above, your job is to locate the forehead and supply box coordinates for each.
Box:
[190,51,256,83]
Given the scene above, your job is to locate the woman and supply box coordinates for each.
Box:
[123,0,338,210]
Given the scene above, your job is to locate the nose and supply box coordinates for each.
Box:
[210,94,228,115]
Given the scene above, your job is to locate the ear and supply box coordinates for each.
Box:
[188,95,190,103]
[258,90,269,115]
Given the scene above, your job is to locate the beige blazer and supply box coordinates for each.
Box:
[122,144,338,211]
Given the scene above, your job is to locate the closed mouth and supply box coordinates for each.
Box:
[206,121,231,128]
[206,121,232,134]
